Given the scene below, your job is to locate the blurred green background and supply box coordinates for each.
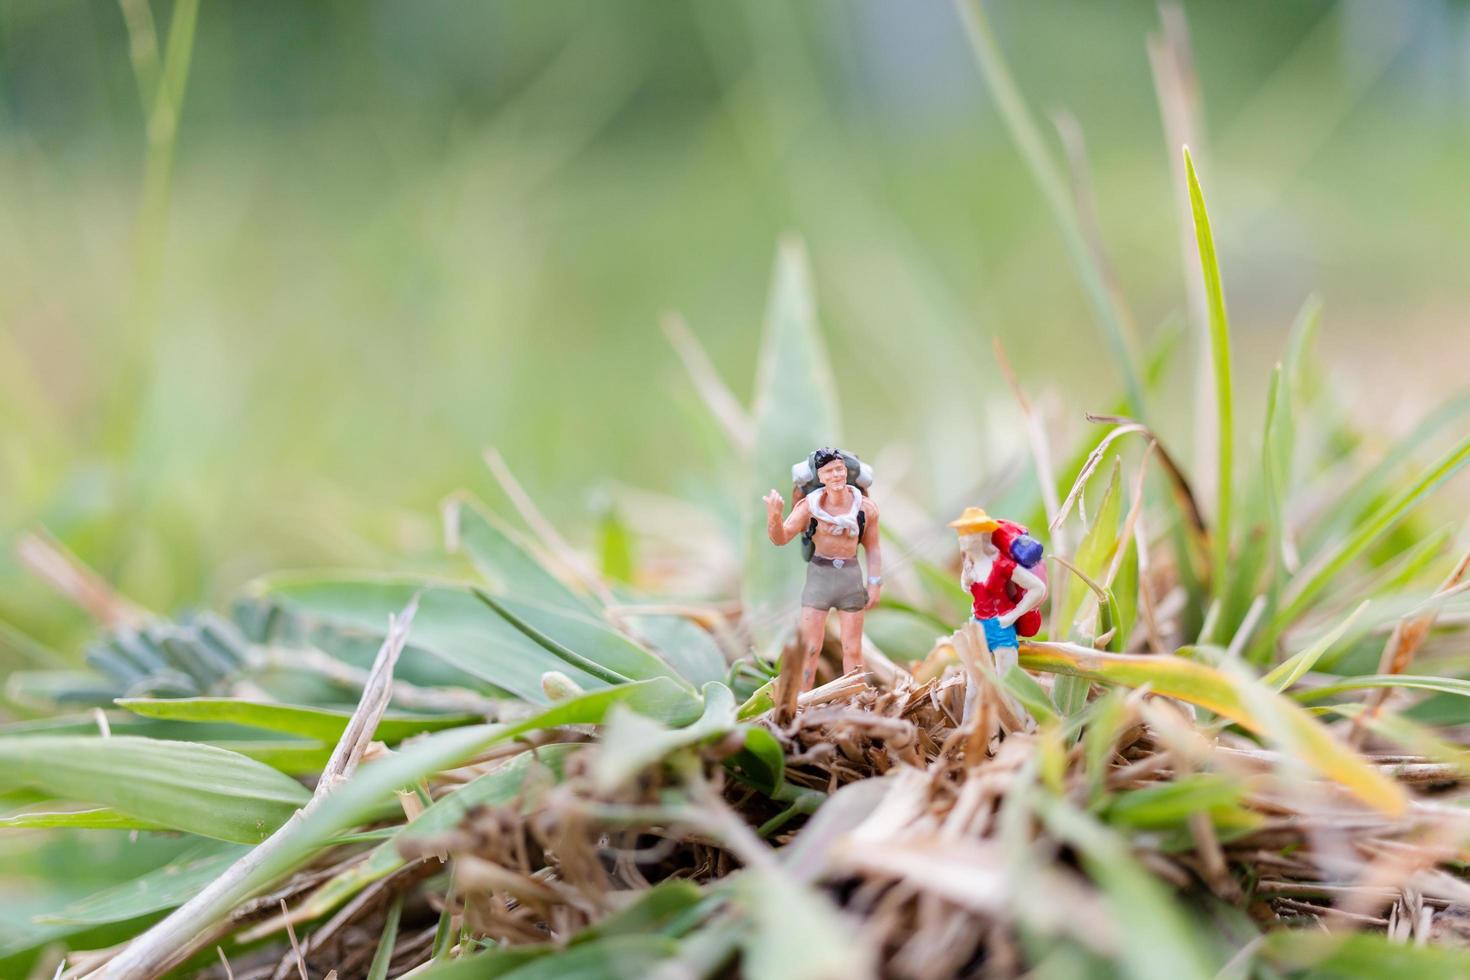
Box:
[3,0,1469,656]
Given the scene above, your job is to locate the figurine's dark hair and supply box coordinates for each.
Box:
[812,447,845,470]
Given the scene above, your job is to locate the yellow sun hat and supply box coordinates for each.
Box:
[948,506,999,535]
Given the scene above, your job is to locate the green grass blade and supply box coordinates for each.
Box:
[1038,798,1215,980]
[1261,601,1367,691]
[475,590,687,688]
[1277,430,1470,625]
[952,0,1146,414]
[1294,674,1470,703]
[116,697,477,742]
[1019,642,1407,814]
[262,575,609,702]
[447,496,594,612]
[1184,148,1235,605]
[0,807,170,831]
[0,735,309,842]
[33,843,248,926]
[366,895,403,980]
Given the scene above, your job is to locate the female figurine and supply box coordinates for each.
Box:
[764,447,882,691]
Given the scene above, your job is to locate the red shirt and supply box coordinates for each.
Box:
[969,554,1021,620]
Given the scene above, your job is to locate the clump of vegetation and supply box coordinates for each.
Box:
[5,3,1470,978]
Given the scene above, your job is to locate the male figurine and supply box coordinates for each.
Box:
[764,447,882,692]
[950,507,1047,680]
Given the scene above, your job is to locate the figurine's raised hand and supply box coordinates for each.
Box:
[763,489,785,521]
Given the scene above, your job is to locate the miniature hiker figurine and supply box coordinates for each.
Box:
[950,507,1047,681]
[765,447,882,693]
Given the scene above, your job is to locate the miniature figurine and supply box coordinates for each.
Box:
[764,447,882,692]
[949,507,1047,680]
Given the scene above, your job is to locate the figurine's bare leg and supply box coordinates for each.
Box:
[798,607,829,692]
[836,610,865,676]
[994,643,1018,682]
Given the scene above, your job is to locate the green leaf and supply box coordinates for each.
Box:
[1103,774,1259,832]
[1261,601,1367,691]
[0,807,170,831]
[34,844,248,926]
[207,739,333,775]
[1040,798,1215,980]
[623,613,728,688]
[727,725,785,795]
[1277,430,1470,626]
[1263,929,1470,978]
[0,736,309,843]
[116,697,477,742]
[1019,642,1407,814]
[414,935,680,980]
[477,591,688,688]
[734,867,872,980]
[952,0,1145,414]
[571,880,705,944]
[366,895,402,980]
[262,575,608,703]
[1062,456,1122,634]
[1295,674,1470,703]
[1002,665,1059,726]
[744,239,842,657]
[1184,148,1235,607]
[594,683,737,792]
[447,497,593,613]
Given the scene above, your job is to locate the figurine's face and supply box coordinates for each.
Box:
[817,458,848,489]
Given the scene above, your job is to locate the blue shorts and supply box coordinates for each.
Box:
[974,616,1018,651]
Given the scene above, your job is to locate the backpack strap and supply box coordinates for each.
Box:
[857,509,866,539]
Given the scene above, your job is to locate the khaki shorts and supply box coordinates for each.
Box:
[801,558,867,612]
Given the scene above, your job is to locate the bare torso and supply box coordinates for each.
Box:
[795,486,876,559]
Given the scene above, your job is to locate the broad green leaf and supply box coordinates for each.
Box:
[1103,774,1259,832]
[744,239,842,657]
[479,592,688,688]
[595,683,737,791]
[1295,674,1470,703]
[1040,798,1215,980]
[104,678,704,975]
[415,935,680,980]
[1278,430,1470,626]
[447,497,592,613]
[262,575,609,703]
[623,613,728,687]
[301,745,579,918]
[1185,148,1236,608]
[116,697,477,742]
[734,866,872,980]
[0,735,309,842]
[1003,665,1059,726]
[34,844,248,926]
[1062,456,1122,633]
[0,807,169,831]
[1263,929,1470,978]
[209,739,333,774]
[1261,601,1367,691]
[1019,642,1406,814]
[727,725,785,795]
[571,880,705,944]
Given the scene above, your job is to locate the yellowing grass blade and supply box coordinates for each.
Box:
[1018,641,1407,815]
